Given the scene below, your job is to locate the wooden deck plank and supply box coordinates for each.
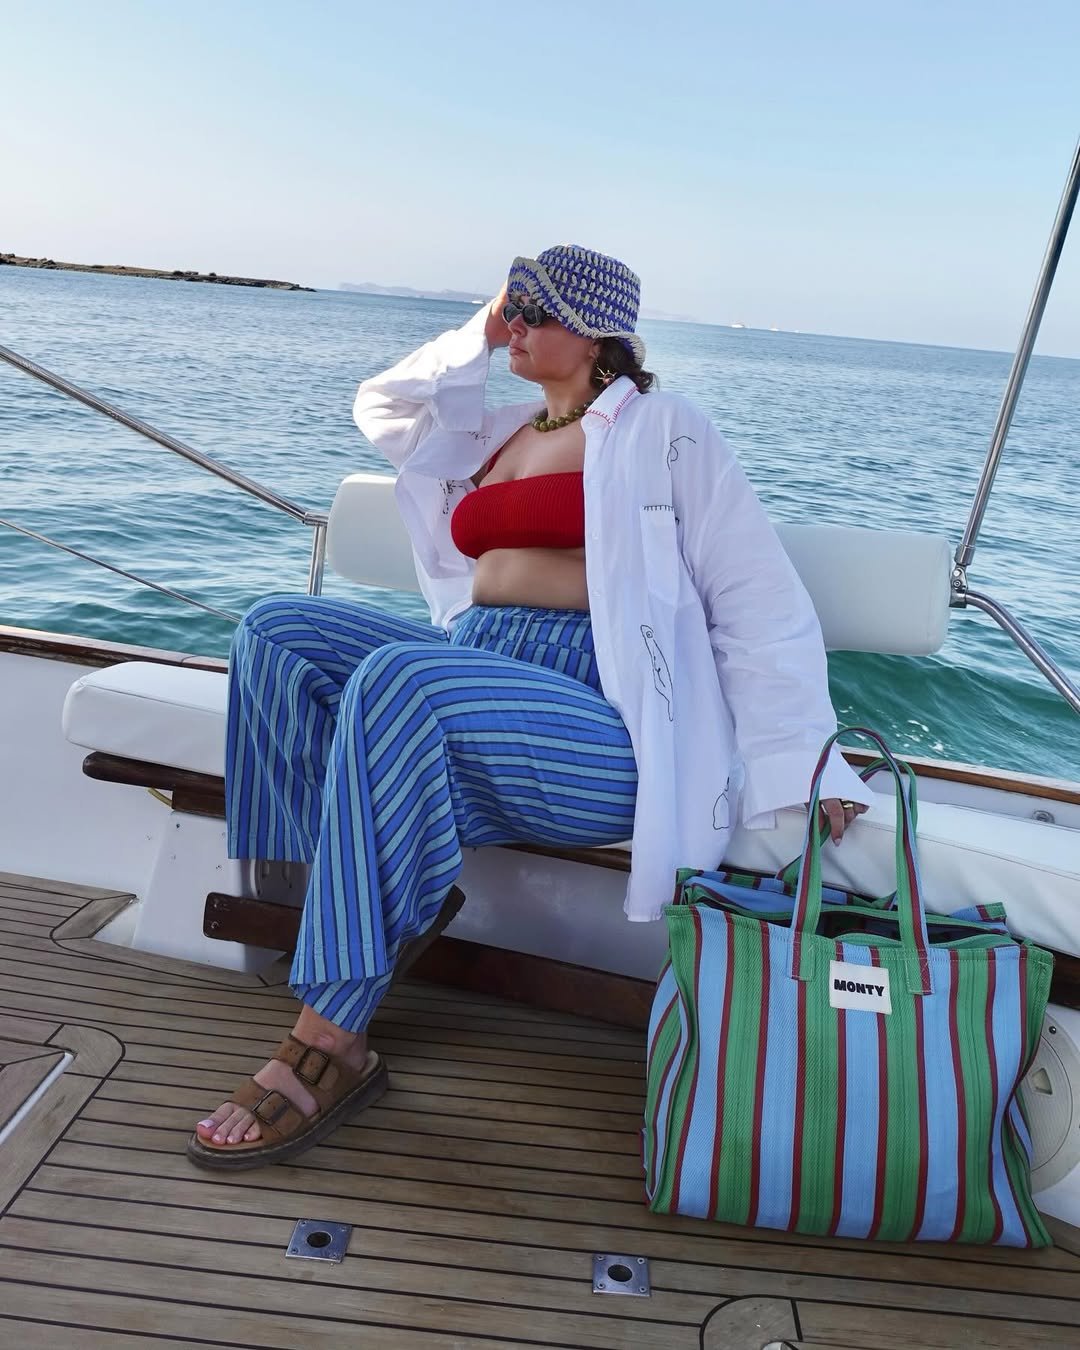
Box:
[98,1069,644,1151]
[77,1096,645,1175]
[0,913,61,937]
[111,1028,645,1080]
[0,1321,210,1350]
[11,1187,1080,1305]
[0,948,301,1009]
[0,889,82,915]
[0,1212,715,1329]
[62,1117,647,1204]
[0,1075,97,1212]
[0,936,299,1008]
[0,1284,558,1350]
[0,1245,699,1349]
[0,1013,62,1044]
[0,872,129,901]
[796,1298,1080,1349]
[0,1038,63,1067]
[33,1163,1080,1279]
[40,1138,1080,1285]
[0,983,647,1063]
[0,1052,66,1131]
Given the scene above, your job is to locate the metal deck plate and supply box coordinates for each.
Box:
[592,1253,650,1296]
[286,1219,353,1263]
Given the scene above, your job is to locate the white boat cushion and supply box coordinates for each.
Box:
[327,472,952,656]
[63,661,1079,956]
[63,662,228,777]
[722,801,1079,960]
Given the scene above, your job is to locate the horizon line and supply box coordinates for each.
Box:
[326,287,1080,364]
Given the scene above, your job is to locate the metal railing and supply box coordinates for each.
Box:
[0,342,329,607]
[950,136,1080,716]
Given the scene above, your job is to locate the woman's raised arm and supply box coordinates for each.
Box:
[353,297,502,469]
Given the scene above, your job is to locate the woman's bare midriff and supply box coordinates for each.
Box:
[471,546,588,610]
[469,419,589,611]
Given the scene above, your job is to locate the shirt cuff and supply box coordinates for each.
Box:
[432,308,493,431]
[740,746,875,828]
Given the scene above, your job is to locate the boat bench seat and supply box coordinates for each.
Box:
[62,657,1080,961]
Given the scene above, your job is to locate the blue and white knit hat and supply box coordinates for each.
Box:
[507,244,645,364]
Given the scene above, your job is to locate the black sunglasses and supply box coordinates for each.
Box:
[502,300,549,328]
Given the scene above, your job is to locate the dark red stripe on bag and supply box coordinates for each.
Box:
[869,949,889,1239]
[1018,946,1035,1074]
[708,914,738,1221]
[984,954,1005,1245]
[948,951,968,1243]
[899,810,931,994]
[670,908,706,1214]
[907,988,929,1242]
[1001,946,1034,1246]
[746,922,771,1228]
[786,973,808,1231]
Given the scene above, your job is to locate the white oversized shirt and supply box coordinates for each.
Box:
[353,308,873,921]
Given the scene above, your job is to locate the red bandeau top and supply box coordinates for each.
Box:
[450,470,585,560]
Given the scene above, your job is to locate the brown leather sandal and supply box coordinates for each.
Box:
[186,1034,388,1172]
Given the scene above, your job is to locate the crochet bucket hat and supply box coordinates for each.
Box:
[506,244,645,364]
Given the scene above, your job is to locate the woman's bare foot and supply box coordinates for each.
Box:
[194,1003,373,1147]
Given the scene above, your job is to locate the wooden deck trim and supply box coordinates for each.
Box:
[86,745,1080,816]
[0,624,226,673]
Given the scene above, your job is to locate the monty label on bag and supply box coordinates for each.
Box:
[829,960,892,1014]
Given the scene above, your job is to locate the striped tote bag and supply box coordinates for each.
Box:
[643,729,1053,1247]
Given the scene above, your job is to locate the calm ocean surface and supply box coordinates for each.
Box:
[1,267,1078,779]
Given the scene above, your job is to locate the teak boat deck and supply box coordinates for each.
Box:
[1,872,1078,1349]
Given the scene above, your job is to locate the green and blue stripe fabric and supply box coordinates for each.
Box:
[644,729,1052,1248]
[226,596,637,1032]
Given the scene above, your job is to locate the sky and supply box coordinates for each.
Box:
[2,0,1079,354]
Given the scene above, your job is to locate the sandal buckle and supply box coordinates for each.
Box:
[253,1090,292,1126]
[295,1046,331,1085]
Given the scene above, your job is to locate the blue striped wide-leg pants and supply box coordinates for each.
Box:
[225,596,638,1032]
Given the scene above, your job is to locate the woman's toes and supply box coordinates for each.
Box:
[225,1111,255,1145]
[206,1106,242,1144]
[214,1107,251,1144]
[195,1106,233,1141]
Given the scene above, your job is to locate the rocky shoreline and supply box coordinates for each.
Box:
[1,253,313,291]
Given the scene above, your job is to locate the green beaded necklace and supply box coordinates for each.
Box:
[531,401,592,433]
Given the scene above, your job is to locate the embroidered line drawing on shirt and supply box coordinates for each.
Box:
[439,479,459,515]
[640,624,674,721]
[712,781,731,830]
[667,434,696,468]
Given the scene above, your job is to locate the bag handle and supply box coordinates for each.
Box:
[775,756,919,896]
[789,728,934,996]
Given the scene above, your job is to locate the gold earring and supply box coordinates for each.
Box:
[594,365,617,386]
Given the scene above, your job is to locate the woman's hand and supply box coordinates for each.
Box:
[485,284,510,349]
[818,797,869,844]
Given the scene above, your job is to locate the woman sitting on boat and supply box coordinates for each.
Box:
[189,244,872,1169]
